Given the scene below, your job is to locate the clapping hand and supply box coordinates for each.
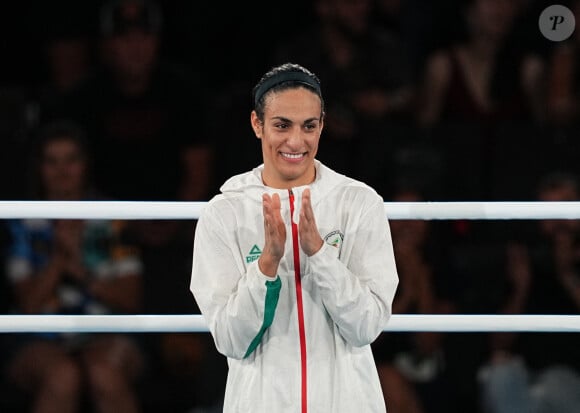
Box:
[259,193,286,277]
[299,188,323,257]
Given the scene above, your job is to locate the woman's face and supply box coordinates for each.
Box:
[41,137,87,198]
[251,87,324,189]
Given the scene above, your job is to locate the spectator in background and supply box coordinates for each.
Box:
[48,0,213,202]
[414,0,547,204]
[272,0,415,185]
[478,171,580,413]
[2,120,145,413]
[417,0,545,127]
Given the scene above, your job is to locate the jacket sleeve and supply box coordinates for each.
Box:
[190,205,281,360]
[307,196,399,347]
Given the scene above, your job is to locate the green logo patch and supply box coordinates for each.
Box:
[246,244,262,263]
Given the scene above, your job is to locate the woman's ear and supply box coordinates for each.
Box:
[250,111,262,139]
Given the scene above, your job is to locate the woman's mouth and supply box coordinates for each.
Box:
[280,152,306,161]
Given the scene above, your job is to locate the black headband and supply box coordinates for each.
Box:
[254,71,321,106]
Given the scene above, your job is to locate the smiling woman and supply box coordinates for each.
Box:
[190,62,400,413]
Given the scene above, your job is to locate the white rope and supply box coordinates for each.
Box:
[0,201,206,220]
[0,314,578,333]
[0,200,579,220]
[387,201,580,220]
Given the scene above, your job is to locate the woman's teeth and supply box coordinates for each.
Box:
[281,152,304,159]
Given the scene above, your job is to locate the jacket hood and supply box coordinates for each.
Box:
[219,160,349,207]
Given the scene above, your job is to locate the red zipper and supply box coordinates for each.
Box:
[289,189,307,413]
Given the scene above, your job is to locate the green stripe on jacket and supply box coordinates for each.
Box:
[244,277,282,358]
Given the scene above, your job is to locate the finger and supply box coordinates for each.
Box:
[263,194,270,225]
[272,192,281,210]
[301,189,315,223]
[271,193,285,224]
[302,188,311,209]
[265,194,281,220]
[263,193,272,209]
[263,194,279,237]
[263,193,285,239]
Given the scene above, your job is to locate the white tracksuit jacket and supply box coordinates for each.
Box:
[190,160,399,413]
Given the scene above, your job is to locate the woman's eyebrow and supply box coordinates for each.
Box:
[269,116,320,124]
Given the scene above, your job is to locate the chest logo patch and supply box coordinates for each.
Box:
[324,230,344,257]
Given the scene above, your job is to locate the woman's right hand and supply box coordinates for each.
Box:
[259,193,286,277]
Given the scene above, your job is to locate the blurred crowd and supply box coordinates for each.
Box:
[0,0,579,412]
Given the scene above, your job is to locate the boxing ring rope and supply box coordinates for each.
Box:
[1,200,579,333]
[0,200,579,220]
[0,314,579,333]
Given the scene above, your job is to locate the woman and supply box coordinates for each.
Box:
[190,63,399,412]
